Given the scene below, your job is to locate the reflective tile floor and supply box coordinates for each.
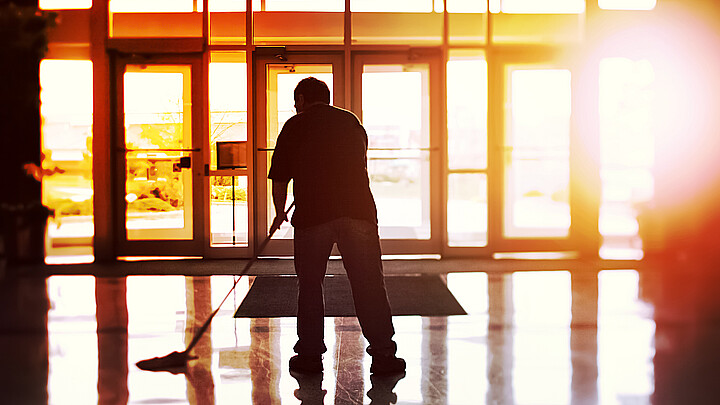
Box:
[2,269,719,404]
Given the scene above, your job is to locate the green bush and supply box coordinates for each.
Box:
[45,198,93,216]
[211,185,247,202]
[128,197,175,212]
[127,179,183,208]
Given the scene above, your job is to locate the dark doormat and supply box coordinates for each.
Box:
[234,275,467,318]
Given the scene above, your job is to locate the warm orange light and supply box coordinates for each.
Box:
[501,0,584,14]
[40,59,95,263]
[39,0,91,9]
[599,0,656,11]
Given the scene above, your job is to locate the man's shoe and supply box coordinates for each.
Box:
[289,354,323,373]
[370,355,406,375]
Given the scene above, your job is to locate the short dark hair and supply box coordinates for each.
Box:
[294,77,330,105]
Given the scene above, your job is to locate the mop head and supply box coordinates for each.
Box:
[136,351,196,373]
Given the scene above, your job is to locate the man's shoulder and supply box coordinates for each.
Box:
[329,105,359,118]
[325,105,362,125]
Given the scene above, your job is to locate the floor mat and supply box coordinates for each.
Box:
[234,275,466,318]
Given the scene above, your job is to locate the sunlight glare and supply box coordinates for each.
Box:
[502,0,584,14]
[40,0,91,9]
[599,0,656,10]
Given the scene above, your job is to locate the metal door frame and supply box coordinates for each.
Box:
[113,53,206,257]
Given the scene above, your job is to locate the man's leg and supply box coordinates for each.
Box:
[335,218,398,358]
[293,223,334,357]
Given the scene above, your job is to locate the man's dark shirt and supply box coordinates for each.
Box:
[268,103,377,229]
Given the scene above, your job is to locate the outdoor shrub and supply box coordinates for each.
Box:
[128,197,175,212]
[211,185,247,202]
[46,198,93,216]
[127,179,183,208]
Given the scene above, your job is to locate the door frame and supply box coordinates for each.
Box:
[352,49,444,255]
[488,48,579,253]
[113,53,206,257]
[253,50,346,256]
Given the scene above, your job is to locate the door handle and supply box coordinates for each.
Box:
[173,156,191,172]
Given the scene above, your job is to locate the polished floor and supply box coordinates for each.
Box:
[2,267,719,404]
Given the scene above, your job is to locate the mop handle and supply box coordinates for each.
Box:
[185,201,295,353]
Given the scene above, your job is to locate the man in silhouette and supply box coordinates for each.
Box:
[269,77,405,375]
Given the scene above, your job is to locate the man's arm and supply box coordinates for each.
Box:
[270,179,289,232]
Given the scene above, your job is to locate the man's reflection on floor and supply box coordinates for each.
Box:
[290,371,327,405]
[367,372,406,405]
[289,370,406,405]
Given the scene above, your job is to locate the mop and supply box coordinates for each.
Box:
[136,202,294,372]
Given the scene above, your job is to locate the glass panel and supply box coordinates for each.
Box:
[448,11,487,45]
[210,176,249,246]
[124,65,193,240]
[40,60,94,263]
[209,56,247,171]
[210,12,247,45]
[264,0,343,11]
[254,10,344,45]
[504,68,571,238]
[351,0,433,12]
[266,65,333,239]
[352,12,442,45]
[491,13,583,44]
[110,1,203,38]
[446,0,488,12]
[501,0,584,13]
[110,0,196,12]
[599,0,656,10]
[40,0,92,9]
[210,0,260,11]
[362,64,431,240]
[448,174,487,247]
[599,58,655,260]
[447,52,487,170]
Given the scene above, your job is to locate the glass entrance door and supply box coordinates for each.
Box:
[354,53,442,254]
[491,56,574,252]
[115,58,204,256]
[255,52,344,256]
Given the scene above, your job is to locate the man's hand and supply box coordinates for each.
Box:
[270,180,290,234]
[270,212,288,234]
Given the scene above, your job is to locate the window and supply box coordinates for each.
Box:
[599,0,656,10]
[110,0,196,12]
[40,60,94,263]
[447,51,488,247]
[262,0,343,11]
[599,57,655,259]
[501,0,584,14]
[209,53,249,246]
[362,64,431,240]
[504,68,571,238]
[352,0,433,12]
[40,0,92,9]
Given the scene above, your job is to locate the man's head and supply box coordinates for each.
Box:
[294,77,330,112]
